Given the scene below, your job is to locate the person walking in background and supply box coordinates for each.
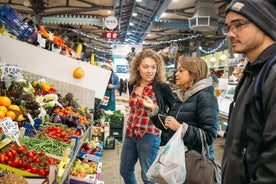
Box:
[126,47,136,65]
[100,60,120,111]
[120,49,176,184]
[145,56,219,160]
[221,0,276,183]
[118,78,125,96]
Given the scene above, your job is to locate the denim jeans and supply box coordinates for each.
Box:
[120,132,161,184]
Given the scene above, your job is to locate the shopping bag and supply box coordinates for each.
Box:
[184,129,221,184]
[147,126,186,184]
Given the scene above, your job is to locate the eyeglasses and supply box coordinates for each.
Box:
[222,20,251,35]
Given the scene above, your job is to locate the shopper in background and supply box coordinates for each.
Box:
[126,47,136,65]
[120,49,176,184]
[99,61,120,111]
[146,56,219,160]
[221,0,276,183]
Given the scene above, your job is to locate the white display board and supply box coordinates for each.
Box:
[0,35,110,100]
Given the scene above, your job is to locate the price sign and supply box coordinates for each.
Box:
[0,117,20,138]
[103,32,119,39]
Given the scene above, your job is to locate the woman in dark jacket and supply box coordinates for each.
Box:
[120,49,176,184]
[145,56,219,160]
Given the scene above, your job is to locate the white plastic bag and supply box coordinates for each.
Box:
[147,126,186,184]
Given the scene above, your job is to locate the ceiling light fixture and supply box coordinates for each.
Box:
[23,0,31,7]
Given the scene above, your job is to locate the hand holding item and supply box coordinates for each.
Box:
[165,116,181,131]
[107,84,113,89]
[142,96,156,111]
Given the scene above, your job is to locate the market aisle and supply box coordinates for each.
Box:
[100,138,225,184]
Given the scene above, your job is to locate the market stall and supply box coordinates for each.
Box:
[0,34,111,183]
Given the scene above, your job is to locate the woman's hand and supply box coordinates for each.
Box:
[165,116,181,131]
[142,96,156,111]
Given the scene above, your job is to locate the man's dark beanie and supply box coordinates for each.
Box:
[226,0,276,41]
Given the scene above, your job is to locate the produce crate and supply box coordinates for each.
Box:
[109,128,123,142]
[0,4,37,43]
[109,116,124,128]
[109,110,124,128]
[104,136,115,150]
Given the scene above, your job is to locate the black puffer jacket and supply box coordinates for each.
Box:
[222,43,276,184]
[152,85,219,155]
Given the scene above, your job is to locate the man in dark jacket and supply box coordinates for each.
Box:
[221,0,276,183]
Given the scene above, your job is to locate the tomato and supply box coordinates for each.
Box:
[47,158,55,165]
[38,169,47,176]
[11,158,22,168]
[44,168,49,176]
[27,163,33,169]
[60,131,66,138]
[26,151,35,157]
[38,151,44,157]
[31,167,38,174]
[17,145,27,154]
[0,154,7,163]
[33,157,40,163]
[10,144,17,149]
[5,151,14,159]
[10,149,17,156]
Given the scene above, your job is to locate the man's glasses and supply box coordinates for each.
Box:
[222,20,251,35]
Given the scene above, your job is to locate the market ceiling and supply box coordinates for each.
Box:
[0,0,231,61]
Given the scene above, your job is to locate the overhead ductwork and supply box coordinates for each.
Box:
[188,0,218,32]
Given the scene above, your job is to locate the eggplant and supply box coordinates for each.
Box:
[50,113,63,123]
[64,114,80,127]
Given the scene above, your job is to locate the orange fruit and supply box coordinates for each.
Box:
[17,114,25,121]
[0,96,11,107]
[9,104,21,112]
[73,67,85,79]
[0,111,5,119]
[0,106,8,115]
[6,111,16,120]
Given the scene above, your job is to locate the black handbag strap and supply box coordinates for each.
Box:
[198,129,210,164]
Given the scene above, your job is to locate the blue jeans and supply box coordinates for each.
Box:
[120,133,161,184]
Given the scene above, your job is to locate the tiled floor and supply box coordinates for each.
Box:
[99,95,226,184]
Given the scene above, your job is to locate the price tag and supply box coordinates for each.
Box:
[0,63,22,81]
[0,117,20,139]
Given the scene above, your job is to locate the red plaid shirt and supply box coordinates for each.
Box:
[126,84,160,138]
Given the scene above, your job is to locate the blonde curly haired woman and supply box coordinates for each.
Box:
[120,49,176,184]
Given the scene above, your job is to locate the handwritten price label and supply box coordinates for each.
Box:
[0,117,20,138]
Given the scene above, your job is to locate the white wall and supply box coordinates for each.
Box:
[0,35,110,100]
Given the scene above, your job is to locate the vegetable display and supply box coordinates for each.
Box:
[20,137,70,157]
[0,143,59,176]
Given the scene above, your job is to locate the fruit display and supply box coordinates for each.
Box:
[0,61,105,183]
[70,158,99,179]
[79,140,102,156]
